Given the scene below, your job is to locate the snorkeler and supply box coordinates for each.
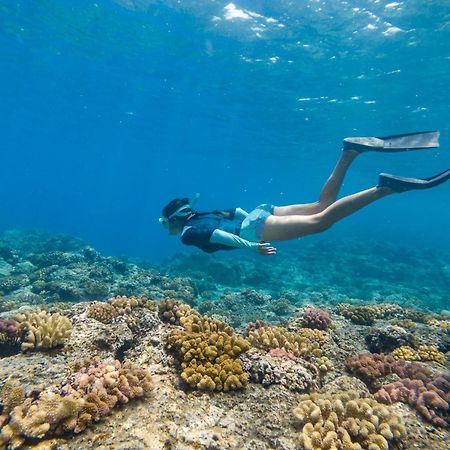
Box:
[160,131,450,255]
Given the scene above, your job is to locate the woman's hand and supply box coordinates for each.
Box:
[258,242,277,255]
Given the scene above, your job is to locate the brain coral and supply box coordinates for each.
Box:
[294,390,406,450]
[0,358,153,448]
[14,310,72,352]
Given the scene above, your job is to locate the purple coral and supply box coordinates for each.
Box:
[0,319,18,336]
[375,374,450,427]
[345,353,433,388]
[300,308,331,331]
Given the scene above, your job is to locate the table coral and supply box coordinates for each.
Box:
[0,358,153,448]
[294,390,406,449]
[375,374,450,427]
[14,310,72,352]
[300,308,331,331]
[247,325,323,358]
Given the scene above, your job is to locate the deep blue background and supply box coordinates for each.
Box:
[1,0,449,261]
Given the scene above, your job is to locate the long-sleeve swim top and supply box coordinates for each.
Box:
[180,207,260,253]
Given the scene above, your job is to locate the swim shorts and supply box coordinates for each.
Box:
[239,203,274,242]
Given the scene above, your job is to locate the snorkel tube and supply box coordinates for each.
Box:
[159,193,200,228]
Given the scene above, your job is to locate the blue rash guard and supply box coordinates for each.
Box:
[181,209,247,253]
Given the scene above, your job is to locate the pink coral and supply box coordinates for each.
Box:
[0,358,153,446]
[0,319,18,336]
[345,353,433,388]
[300,308,331,331]
[375,375,450,427]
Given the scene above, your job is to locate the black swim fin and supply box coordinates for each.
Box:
[344,131,440,152]
[378,168,450,193]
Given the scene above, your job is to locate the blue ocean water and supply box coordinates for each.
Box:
[1,0,449,261]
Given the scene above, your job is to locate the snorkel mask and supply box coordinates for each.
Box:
[159,193,200,229]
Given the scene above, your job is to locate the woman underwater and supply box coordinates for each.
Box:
[160,132,450,255]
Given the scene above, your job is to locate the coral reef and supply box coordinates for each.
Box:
[86,301,118,324]
[337,303,404,325]
[14,310,72,352]
[391,345,446,364]
[247,324,324,358]
[0,358,153,447]
[345,352,433,388]
[375,374,450,427]
[365,325,416,353]
[168,330,250,391]
[157,298,194,325]
[241,349,319,391]
[299,308,332,330]
[294,390,406,449]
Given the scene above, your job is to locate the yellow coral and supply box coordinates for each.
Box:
[87,302,118,324]
[416,345,445,364]
[391,345,420,361]
[294,391,406,450]
[107,295,143,314]
[158,298,195,324]
[180,314,234,336]
[315,356,333,373]
[248,325,323,357]
[168,331,250,391]
[0,381,25,415]
[392,345,445,364]
[15,311,72,352]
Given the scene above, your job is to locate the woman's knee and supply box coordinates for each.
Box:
[311,213,332,233]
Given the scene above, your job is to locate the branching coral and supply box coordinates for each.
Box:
[247,325,324,358]
[294,390,406,449]
[168,331,250,391]
[0,358,153,447]
[300,308,332,331]
[375,374,450,427]
[14,311,72,352]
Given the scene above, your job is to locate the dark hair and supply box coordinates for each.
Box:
[162,198,190,218]
[162,197,233,222]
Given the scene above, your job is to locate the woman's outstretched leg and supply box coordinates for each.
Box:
[263,186,393,241]
[274,149,359,216]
